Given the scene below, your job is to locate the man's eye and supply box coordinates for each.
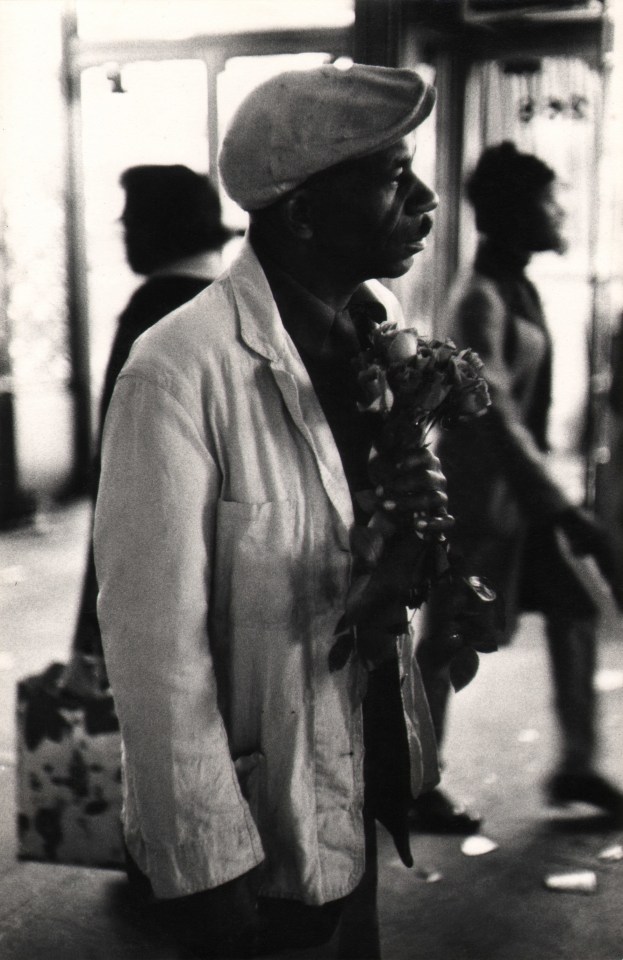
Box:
[393,166,414,184]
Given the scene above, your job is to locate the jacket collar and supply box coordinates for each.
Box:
[228,237,286,363]
[229,236,385,360]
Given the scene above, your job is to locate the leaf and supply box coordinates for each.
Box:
[461,835,499,856]
[469,632,499,654]
[343,574,373,623]
[449,646,480,692]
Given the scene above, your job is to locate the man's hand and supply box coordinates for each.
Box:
[368,447,454,533]
[557,506,623,609]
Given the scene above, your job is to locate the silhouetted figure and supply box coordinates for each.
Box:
[66,165,232,681]
[414,142,623,832]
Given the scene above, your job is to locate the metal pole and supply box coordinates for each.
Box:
[61,0,93,495]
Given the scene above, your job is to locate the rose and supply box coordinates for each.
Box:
[356,363,392,414]
[458,348,485,376]
[386,358,453,420]
[440,352,491,424]
[371,320,400,359]
[454,380,490,418]
[385,329,420,362]
[418,369,453,410]
[430,340,458,367]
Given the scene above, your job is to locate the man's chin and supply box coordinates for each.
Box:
[380,255,417,279]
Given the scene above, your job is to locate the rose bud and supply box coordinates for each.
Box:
[386,329,420,362]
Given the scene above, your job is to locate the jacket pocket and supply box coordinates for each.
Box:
[234,750,264,826]
[213,498,301,625]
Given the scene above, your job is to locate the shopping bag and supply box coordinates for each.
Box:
[16,660,124,868]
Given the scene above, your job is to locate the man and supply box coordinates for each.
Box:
[415,142,623,834]
[94,64,448,958]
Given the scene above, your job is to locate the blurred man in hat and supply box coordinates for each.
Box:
[94,64,448,958]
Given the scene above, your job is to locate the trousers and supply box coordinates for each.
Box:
[126,810,381,959]
[417,525,599,771]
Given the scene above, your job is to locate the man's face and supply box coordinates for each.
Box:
[305,135,438,284]
[521,182,567,254]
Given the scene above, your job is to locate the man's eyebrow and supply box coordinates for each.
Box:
[385,153,413,172]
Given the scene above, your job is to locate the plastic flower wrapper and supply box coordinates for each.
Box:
[330,321,503,689]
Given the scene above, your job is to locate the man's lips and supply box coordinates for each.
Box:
[398,213,434,250]
[410,213,434,242]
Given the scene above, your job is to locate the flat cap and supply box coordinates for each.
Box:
[218,63,436,211]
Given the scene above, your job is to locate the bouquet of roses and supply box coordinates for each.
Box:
[330,321,503,691]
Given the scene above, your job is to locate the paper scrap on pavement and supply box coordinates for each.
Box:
[544,870,597,893]
[598,843,623,862]
[594,669,623,692]
[461,835,499,856]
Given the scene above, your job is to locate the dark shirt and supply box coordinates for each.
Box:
[474,239,553,451]
[258,257,385,521]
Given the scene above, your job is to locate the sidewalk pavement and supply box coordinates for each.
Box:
[1,499,622,959]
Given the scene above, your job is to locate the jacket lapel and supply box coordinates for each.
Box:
[230,241,354,543]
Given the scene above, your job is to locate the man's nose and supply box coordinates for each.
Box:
[405,174,439,213]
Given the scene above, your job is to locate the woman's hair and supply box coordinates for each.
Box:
[465,141,556,237]
[120,164,233,274]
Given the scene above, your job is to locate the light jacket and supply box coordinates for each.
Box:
[94,238,439,904]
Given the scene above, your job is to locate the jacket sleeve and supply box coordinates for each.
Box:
[450,280,570,522]
[93,372,265,899]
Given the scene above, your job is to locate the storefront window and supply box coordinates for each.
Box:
[75,0,354,41]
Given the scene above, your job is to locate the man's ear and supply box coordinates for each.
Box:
[282,187,314,240]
